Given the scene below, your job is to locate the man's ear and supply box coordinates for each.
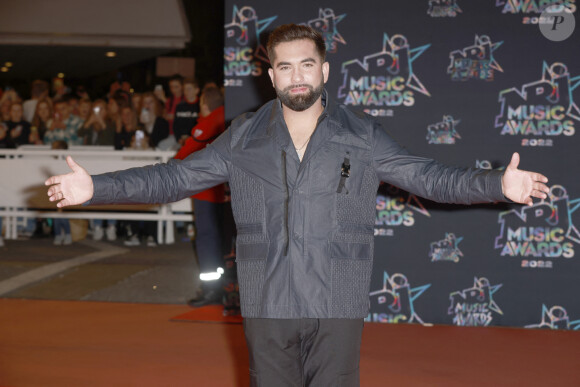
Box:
[322,62,329,84]
[268,68,275,87]
[200,102,210,117]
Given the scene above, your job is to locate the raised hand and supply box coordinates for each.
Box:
[45,156,94,208]
[501,152,549,206]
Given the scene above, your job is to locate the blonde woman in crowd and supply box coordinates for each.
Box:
[30,98,54,144]
[139,92,169,149]
[0,89,20,122]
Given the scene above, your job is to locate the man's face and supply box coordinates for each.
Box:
[268,39,329,112]
[169,80,183,98]
[121,107,133,126]
[79,101,91,118]
[55,102,70,119]
[183,83,199,102]
[10,104,23,122]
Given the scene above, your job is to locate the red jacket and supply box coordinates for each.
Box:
[174,106,226,203]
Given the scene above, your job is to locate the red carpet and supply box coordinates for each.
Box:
[3,299,579,386]
[171,304,244,324]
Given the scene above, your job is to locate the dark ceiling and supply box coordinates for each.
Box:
[0,1,225,97]
[0,45,175,80]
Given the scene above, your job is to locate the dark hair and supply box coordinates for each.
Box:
[62,92,79,103]
[201,87,224,112]
[141,92,163,117]
[183,78,199,88]
[31,97,54,128]
[266,24,326,64]
[51,140,68,150]
[169,74,184,84]
[53,97,68,106]
[31,80,49,98]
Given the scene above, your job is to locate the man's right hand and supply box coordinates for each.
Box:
[45,156,94,208]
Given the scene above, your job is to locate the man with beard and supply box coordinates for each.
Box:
[46,24,549,386]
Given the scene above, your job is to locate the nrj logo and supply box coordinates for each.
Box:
[366,272,431,324]
[427,0,462,17]
[495,62,580,142]
[495,185,580,265]
[427,115,461,144]
[224,5,277,80]
[525,305,580,330]
[448,277,503,327]
[375,184,431,237]
[429,233,463,262]
[302,8,346,54]
[495,0,577,24]
[447,35,503,81]
[337,34,430,117]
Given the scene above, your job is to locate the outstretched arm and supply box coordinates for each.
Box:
[45,156,94,208]
[501,152,549,206]
[372,121,550,205]
[45,132,231,208]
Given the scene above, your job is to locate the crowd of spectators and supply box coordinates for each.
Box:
[0,75,222,248]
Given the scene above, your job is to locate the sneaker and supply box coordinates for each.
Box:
[0,237,4,247]
[63,234,73,245]
[93,225,104,241]
[187,289,223,308]
[106,225,117,241]
[146,236,157,247]
[124,234,140,246]
[53,233,64,245]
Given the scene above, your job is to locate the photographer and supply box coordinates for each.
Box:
[78,99,115,146]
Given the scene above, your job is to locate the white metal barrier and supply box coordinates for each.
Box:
[0,147,193,244]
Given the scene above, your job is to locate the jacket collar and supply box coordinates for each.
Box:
[267,89,339,159]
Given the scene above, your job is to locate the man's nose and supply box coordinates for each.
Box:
[291,68,304,83]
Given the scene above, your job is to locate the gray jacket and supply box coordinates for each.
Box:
[90,91,506,319]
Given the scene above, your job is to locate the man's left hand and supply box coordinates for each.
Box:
[502,152,549,206]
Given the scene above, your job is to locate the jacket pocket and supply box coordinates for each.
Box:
[329,236,374,318]
[236,231,268,316]
[329,241,372,260]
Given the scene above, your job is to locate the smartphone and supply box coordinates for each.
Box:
[135,129,145,149]
[154,84,163,93]
[93,106,101,114]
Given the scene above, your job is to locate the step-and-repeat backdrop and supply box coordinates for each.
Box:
[223,0,580,329]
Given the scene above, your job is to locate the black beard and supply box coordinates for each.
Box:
[276,82,324,112]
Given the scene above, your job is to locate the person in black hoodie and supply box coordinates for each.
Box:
[4,102,31,147]
[173,78,200,145]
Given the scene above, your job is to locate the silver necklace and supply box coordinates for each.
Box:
[295,137,310,152]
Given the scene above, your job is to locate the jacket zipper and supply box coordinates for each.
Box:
[281,150,289,256]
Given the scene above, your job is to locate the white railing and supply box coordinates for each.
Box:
[0,147,193,244]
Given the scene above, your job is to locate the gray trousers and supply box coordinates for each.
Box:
[243,318,364,387]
